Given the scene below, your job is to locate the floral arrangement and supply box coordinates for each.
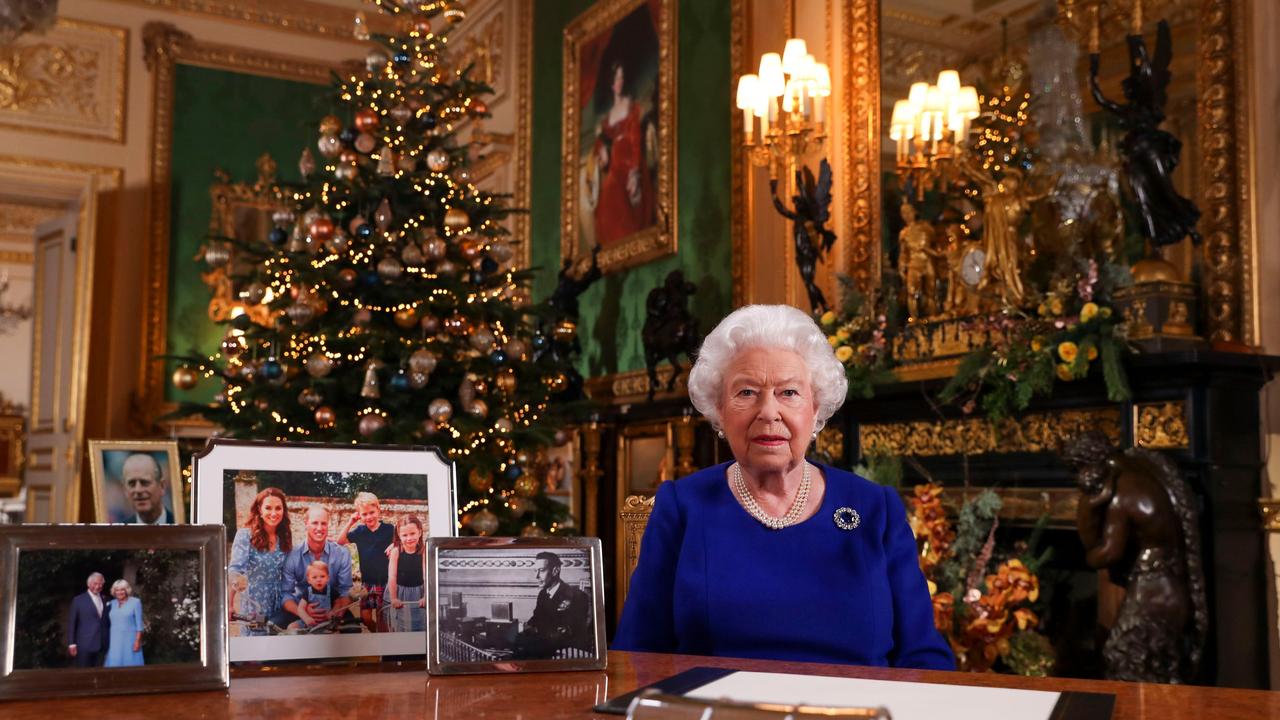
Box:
[817,280,895,399]
[938,260,1132,422]
[908,483,1055,675]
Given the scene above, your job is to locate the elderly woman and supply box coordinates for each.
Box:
[613,305,953,669]
[104,579,145,667]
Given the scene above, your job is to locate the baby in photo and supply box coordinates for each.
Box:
[288,560,332,629]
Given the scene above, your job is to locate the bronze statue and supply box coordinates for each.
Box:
[1089,20,1201,250]
[770,159,836,313]
[641,270,699,401]
[1061,431,1208,684]
[548,244,602,321]
[896,203,940,319]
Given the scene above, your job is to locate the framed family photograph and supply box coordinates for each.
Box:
[0,524,228,701]
[88,440,186,525]
[561,0,677,275]
[192,439,458,662]
[427,536,605,675]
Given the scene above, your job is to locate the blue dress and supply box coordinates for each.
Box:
[228,528,287,633]
[613,462,955,670]
[104,596,145,667]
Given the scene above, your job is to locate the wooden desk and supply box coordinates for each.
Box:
[3,651,1278,719]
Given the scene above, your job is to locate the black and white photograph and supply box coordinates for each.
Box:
[88,440,186,525]
[0,525,228,701]
[427,537,605,675]
[193,439,457,662]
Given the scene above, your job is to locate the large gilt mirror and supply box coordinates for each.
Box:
[847,0,1254,356]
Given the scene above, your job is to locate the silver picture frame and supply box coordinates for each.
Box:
[0,524,228,700]
[427,536,606,675]
[192,438,458,663]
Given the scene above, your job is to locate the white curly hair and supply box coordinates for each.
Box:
[687,304,848,432]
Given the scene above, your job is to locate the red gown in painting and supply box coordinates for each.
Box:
[592,102,655,247]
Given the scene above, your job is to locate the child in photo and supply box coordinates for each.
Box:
[386,515,427,632]
[338,491,395,632]
[287,560,333,630]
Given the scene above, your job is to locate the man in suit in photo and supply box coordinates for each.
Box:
[67,572,111,667]
[121,453,172,524]
[515,551,591,659]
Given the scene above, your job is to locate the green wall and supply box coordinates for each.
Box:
[166,65,332,403]
[531,0,734,377]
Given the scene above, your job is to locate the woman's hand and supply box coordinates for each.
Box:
[417,598,426,608]
[133,637,142,653]
[627,169,642,205]
[391,598,403,609]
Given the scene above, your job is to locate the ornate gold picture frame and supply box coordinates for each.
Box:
[561,0,678,275]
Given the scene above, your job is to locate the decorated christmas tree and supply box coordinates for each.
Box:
[168,0,581,537]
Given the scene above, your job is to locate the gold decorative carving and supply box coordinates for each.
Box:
[1133,401,1190,449]
[205,154,283,327]
[0,154,122,191]
[138,22,335,427]
[842,0,879,294]
[923,486,1080,528]
[859,407,1123,457]
[815,425,845,461]
[0,19,126,143]
[674,415,698,478]
[561,0,678,275]
[106,0,397,40]
[451,7,505,100]
[0,202,61,233]
[1260,499,1280,533]
[584,362,690,406]
[730,0,748,306]
[0,250,36,264]
[618,493,656,615]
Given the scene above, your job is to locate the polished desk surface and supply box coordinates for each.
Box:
[4,651,1279,719]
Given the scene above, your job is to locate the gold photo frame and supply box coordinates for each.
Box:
[561,0,678,275]
[87,440,185,525]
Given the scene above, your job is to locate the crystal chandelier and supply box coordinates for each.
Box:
[734,38,831,178]
[889,70,980,197]
[0,0,58,46]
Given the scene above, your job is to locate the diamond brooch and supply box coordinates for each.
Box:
[834,507,861,530]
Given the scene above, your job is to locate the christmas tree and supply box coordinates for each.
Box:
[169,0,581,537]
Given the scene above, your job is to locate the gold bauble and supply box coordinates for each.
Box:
[318,115,342,136]
[468,468,494,492]
[507,496,530,518]
[172,365,199,391]
[521,524,548,538]
[314,406,336,428]
[467,398,488,418]
[514,475,540,498]
[552,319,577,344]
[393,307,418,329]
[495,369,517,394]
[468,508,499,536]
[545,372,568,392]
[443,207,470,232]
[304,352,334,378]
[458,236,482,261]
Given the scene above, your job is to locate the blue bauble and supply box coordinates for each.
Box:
[261,359,284,380]
[389,372,411,392]
[531,334,548,350]
[420,114,438,130]
[480,257,499,274]
[489,349,508,366]
[339,127,357,146]
[393,51,411,65]
[360,270,380,288]
[268,227,288,245]
[356,223,374,239]
[469,271,485,285]
[503,463,523,480]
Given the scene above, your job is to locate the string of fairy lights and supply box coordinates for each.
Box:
[173,0,572,536]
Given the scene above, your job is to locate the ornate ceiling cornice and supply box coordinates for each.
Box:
[105,0,396,40]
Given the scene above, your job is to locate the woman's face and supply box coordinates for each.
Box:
[718,346,817,479]
[612,65,625,95]
[399,523,422,551]
[259,495,285,530]
[113,586,127,601]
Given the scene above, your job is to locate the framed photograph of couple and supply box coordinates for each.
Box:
[0,524,228,701]
[88,439,186,525]
[562,0,677,275]
[427,536,605,675]
[192,439,458,663]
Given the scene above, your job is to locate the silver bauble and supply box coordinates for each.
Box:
[409,371,430,389]
[272,208,296,226]
[467,398,488,418]
[377,255,403,280]
[334,163,357,181]
[390,104,412,124]
[352,308,373,327]
[458,377,475,407]
[428,398,453,423]
[358,412,387,437]
[469,509,498,537]
[318,134,342,159]
[325,231,350,254]
[204,242,231,267]
[426,148,450,172]
[495,417,514,433]
[245,282,267,305]
[355,132,377,154]
[489,239,515,263]
[286,302,315,326]
[423,235,447,260]
[401,242,424,266]
[469,326,495,352]
[304,352,334,378]
[435,259,458,277]
[365,49,388,72]
[408,348,438,374]
[503,338,527,360]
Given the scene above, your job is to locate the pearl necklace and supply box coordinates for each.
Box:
[730,462,811,530]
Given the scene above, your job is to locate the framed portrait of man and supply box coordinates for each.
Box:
[88,440,185,525]
[561,0,677,275]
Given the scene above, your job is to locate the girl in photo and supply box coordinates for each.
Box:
[386,515,426,632]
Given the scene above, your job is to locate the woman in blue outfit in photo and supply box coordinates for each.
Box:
[228,487,292,635]
[613,305,955,670]
[104,579,145,667]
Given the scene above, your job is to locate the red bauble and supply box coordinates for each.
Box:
[354,108,380,133]
[469,99,488,116]
[308,215,335,242]
[336,268,358,289]
[314,406,336,428]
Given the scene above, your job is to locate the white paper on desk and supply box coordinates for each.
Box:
[686,671,1061,720]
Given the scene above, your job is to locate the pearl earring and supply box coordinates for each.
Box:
[716,429,725,439]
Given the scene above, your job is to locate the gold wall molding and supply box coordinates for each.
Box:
[730,0,748,306]
[618,493,656,618]
[1261,499,1280,533]
[513,0,532,270]
[106,0,396,40]
[1133,401,1190,449]
[859,407,1124,457]
[138,22,334,425]
[0,202,62,234]
[584,362,691,405]
[925,486,1080,527]
[841,0,878,294]
[0,250,36,264]
[0,19,127,143]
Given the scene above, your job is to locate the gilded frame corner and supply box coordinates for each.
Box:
[138,23,335,426]
[560,0,678,275]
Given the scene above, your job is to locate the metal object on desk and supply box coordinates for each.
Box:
[626,689,891,720]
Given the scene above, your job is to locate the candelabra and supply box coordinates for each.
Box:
[889,70,980,199]
[0,272,33,336]
[735,38,831,179]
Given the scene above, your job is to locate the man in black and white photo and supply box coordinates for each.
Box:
[121,453,173,524]
[67,572,111,667]
[515,551,591,658]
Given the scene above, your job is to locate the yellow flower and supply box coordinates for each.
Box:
[1087,345,1099,361]
[1057,341,1078,363]
[836,328,851,341]
[1050,297,1064,315]
[1100,306,1113,319]
[927,579,938,597]
[1037,303,1048,317]
[1030,338,1043,352]
[1056,363,1073,381]
[820,311,837,326]
[1080,302,1099,323]
[835,345,854,363]
[828,335,840,347]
